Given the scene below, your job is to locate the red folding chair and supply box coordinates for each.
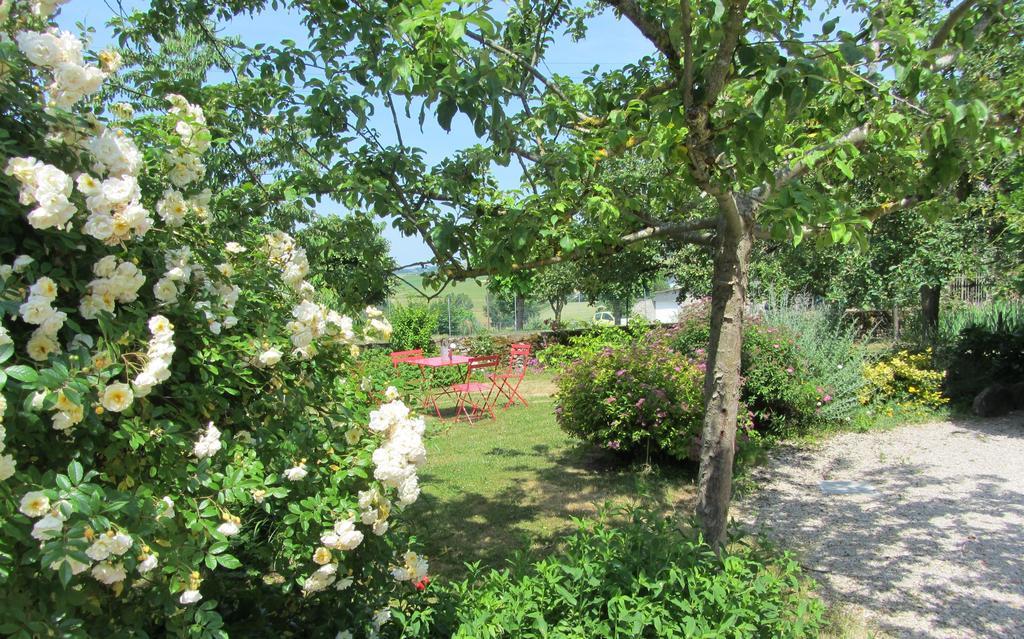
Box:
[492,343,531,408]
[389,349,423,369]
[450,355,502,423]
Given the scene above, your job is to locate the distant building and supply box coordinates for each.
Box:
[632,286,698,324]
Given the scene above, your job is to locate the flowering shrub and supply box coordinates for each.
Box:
[861,349,948,409]
[406,508,825,638]
[554,330,703,462]
[0,5,426,636]
[672,314,825,435]
[740,324,824,435]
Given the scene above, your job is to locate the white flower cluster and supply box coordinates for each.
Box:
[358,487,392,536]
[390,550,428,583]
[79,256,145,319]
[286,300,355,360]
[20,488,139,586]
[4,157,75,230]
[302,561,340,596]
[363,306,393,342]
[132,315,175,398]
[50,391,85,431]
[153,247,194,305]
[320,517,364,552]
[197,277,239,334]
[156,187,212,227]
[367,400,425,507]
[19,276,66,361]
[165,94,208,187]
[265,231,310,293]
[84,128,142,178]
[193,421,222,459]
[283,463,307,481]
[28,0,72,17]
[77,171,153,244]
[15,28,104,108]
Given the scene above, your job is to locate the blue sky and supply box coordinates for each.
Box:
[57,2,856,265]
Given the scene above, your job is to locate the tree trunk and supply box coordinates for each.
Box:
[920,284,940,341]
[514,293,526,331]
[695,197,754,550]
[550,299,564,328]
[612,302,623,326]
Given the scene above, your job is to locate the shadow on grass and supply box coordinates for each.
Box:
[411,440,697,577]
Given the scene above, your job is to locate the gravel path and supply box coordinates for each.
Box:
[736,412,1024,638]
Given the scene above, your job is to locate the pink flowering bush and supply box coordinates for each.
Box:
[0,5,426,636]
[554,329,703,462]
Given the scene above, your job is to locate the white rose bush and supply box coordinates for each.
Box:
[0,3,430,637]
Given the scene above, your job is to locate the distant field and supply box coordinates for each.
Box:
[388,273,604,333]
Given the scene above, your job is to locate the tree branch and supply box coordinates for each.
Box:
[930,0,980,50]
[465,30,588,120]
[702,0,750,106]
[765,123,871,196]
[680,0,694,108]
[449,216,719,279]
[601,0,680,70]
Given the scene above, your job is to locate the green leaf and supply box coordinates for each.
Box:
[68,461,84,485]
[437,97,457,132]
[5,365,38,384]
[0,343,13,364]
[821,18,839,36]
[217,554,242,569]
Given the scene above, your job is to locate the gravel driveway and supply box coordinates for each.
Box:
[736,413,1024,638]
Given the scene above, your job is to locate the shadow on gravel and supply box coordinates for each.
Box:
[741,412,1024,639]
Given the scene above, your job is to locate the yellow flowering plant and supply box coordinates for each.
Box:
[860,349,948,409]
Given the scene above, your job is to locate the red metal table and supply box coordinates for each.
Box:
[405,355,472,419]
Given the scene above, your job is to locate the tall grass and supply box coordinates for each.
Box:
[760,295,869,424]
[939,299,1024,344]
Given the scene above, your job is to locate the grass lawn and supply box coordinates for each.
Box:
[406,371,697,577]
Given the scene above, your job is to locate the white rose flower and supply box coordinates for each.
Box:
[31,513,65,540]
[12,255,33,272]
[26,332,60,361]
[19,490,50,517]
[216,521,240,536]
[0,454,15,481]
[91,561,127,586]
[283,464,307,481]
[225,242,246,254]
[15,31,63,67]
[138,554,158,574]
[258,347,282,367]
[179,589,203,604]
[100,382,133,412]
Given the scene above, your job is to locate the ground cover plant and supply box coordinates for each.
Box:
[409,508,825,638]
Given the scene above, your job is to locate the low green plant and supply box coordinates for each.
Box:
[941,325,1024,400]
[398,508,825,638]
[537,325,635,370]
[939,299,1024,345]
[554,330,704,462]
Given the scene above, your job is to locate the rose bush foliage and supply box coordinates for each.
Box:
[0,3,426,637]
